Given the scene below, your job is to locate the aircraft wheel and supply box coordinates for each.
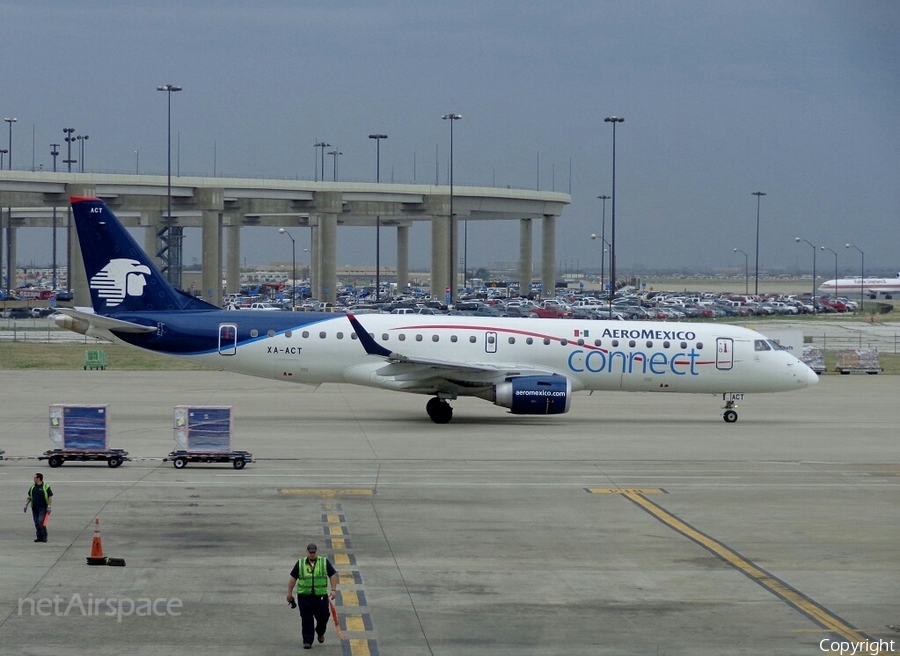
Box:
[426,398,453,424]
[723,410,738,423]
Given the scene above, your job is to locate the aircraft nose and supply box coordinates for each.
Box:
[803,363,820,386]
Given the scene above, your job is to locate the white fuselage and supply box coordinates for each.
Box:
[182,314,816,397]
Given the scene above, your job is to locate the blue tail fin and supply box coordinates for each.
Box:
[70,197,217,314]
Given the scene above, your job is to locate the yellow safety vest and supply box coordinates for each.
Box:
[29,484,51,505]
[296,557,329,595]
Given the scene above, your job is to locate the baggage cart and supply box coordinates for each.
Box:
[41,448,129,468]
[45,405,129,467]
[167,406,253,469]
[164,449,253,470]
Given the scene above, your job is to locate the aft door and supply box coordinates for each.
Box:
[716,337,734,370]
[485,331,498,354]
[218,324,238,356]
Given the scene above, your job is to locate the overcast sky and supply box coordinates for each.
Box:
[3,1,899,278]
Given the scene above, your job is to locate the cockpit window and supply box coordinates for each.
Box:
[767,340,784,350]
[754,339,771,351]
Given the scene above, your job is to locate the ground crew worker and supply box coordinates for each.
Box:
[25,473,53,543]
[287,542,337,649]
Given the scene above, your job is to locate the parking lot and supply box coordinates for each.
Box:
[0,369,898,654]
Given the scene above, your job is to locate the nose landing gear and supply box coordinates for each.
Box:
[721,393,744,423]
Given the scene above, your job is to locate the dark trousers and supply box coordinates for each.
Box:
[32,508,48,541]
[296,594,329,645]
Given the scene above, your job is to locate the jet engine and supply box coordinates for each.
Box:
[493,375,572,415]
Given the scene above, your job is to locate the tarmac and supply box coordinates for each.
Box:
[0,369,898,655]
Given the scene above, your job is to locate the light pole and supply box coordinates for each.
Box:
[327,149,342,181]
[278,228,296,308]
[76,134,89,172]
[752,191,766,295]
[733,248,749,294]
[604,116,624,309]
[846,243,865,311]
[368,133,388,302]
[313,142,330,182]
[157,84,182,287]
[3,118,16,169]
[442,113,462,302]
[597,194,610,296]
[63,127,76,289]
[63,128,76,171]
[795,237,817,312]
[135,150,139,175]
[820,246,838,296]
[51,144,60,290]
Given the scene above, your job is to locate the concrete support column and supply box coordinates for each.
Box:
[201,210,222,307]
[310,223,319,301]
[541,214,557,299]
[519,218,533,297]
[65,184,96,305]
[430,216,449,303]
[396,225,409,294]
[224,223,240,296]
[5,212,16,294]
[318,213,337,304]
[144,222,156,266]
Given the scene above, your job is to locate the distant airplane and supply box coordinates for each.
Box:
[819,274,900,298]
[58,197,818,424]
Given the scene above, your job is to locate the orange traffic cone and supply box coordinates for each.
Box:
[86,518,108,566]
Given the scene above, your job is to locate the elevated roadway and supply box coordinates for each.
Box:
[0,171,570,306]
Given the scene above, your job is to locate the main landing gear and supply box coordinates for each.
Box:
[426,397,453,424]
[722,398,739,423]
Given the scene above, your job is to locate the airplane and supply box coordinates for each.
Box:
[819,274,900,299]
[57,196,819,424]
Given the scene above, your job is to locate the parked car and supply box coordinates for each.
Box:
[8,307,33,319]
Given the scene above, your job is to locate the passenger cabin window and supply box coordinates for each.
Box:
[469,336,477,343]
[250,329,259,337]
[755,339,771,351]
[451,335,458,343]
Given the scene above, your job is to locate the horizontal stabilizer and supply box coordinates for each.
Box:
[56,308,158,334]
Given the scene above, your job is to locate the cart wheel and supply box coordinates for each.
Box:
[173,457,188,469]
[723,409,738,423]
[233,457,246,470]
[107,457,122,468]
[48,456,63,468]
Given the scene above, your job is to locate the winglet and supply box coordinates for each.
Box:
[347,314,392,357]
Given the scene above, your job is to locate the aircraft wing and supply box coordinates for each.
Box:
[346,314,558,386]
[56,307,158,334]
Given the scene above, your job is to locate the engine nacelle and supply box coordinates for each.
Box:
[493,375,572,415]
